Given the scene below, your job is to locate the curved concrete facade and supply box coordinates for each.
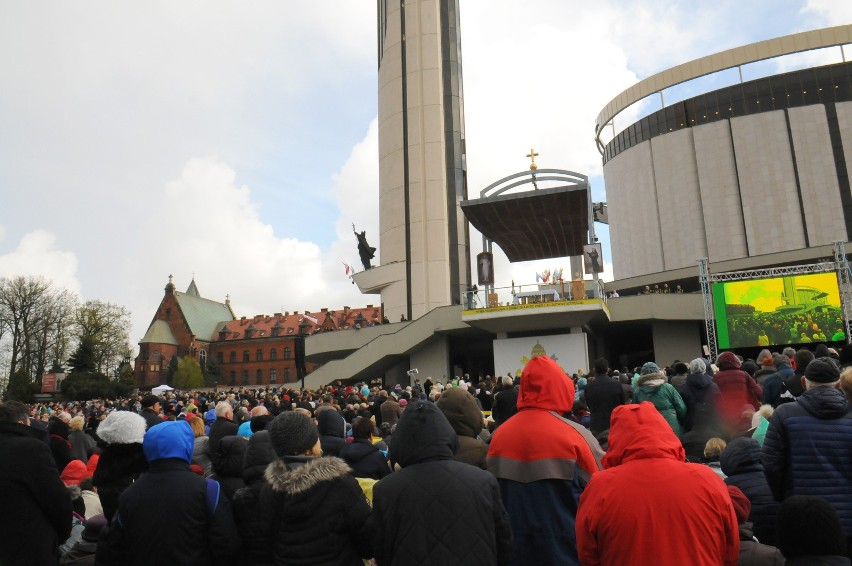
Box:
[602,29,852,281]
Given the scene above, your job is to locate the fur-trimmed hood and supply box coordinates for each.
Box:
[264,456,351,496]
[637,372,666,387]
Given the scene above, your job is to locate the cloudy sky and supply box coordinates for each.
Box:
[1,0,850,350]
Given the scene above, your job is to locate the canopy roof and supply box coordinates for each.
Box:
[461,170,590,262]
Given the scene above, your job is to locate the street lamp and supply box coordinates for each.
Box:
[296,319,311,390]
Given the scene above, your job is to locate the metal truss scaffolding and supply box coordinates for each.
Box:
[699,241,851,361]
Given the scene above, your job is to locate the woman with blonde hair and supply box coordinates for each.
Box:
[188,415,213,477]
[69,414,95,463]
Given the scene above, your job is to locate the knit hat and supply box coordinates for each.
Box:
[141,395,160,409]
[688,358,707,375]
[97,411,147,445]
[81,514,108,542]
[716,351,741,370]
[640,362,661,375]
[805,357,841,383]
[726,485,751,524]
[777,495,847,558]
[756,349,773,366]
[399,398,408,407]
[61,460,88,486]
[269,412,319,457]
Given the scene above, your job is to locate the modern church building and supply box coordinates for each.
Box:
[304,14,852,386]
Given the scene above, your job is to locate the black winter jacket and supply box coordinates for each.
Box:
[491,388,518,428]
[242,430,275,485]
[372,401,512,566]
[208,417,239,469]
[720,437,779,545]
[91,442,147,521]
[582,374,625,435]
[96,459,240,566]
[234,456,373,566]
[49,419,72,472]
[340,439,390,480]
[214,435,247,499]
[0,422,72,566]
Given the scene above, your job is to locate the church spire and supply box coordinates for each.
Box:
[186,278,200,297]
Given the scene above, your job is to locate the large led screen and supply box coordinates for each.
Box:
[712,273,845,349]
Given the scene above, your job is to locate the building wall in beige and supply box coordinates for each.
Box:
[650,128,708,271]
[694,119,748,263]
[788,105,847,245]
[376,0,468,321]
[730,111,806,256]
[603,140,663,280]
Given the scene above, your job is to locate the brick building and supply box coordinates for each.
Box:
[135,276,385,388]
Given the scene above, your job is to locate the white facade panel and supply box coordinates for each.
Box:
[730,111,806,256]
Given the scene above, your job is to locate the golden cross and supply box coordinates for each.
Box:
[526,148,539,170]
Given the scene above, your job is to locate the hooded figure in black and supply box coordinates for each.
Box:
[720,436,779,546]
[370,400,512,566]
[316,408,347,457]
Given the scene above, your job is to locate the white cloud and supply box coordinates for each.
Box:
[0,229,81,295]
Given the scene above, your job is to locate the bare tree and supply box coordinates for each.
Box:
[0,276,80,386]
[74,300,132,376]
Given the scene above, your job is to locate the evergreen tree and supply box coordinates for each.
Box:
[5,369,38,402]
[67,336,97,374]
[166,355,179,385]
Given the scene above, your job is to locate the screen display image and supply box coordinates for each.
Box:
[712,273,845,349]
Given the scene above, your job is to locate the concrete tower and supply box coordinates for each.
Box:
[367,0,470,321]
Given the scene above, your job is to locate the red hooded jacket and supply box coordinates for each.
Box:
[488,356,604,565]
[576,402,739,566]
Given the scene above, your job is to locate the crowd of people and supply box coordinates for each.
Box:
[3,342,852,565]
[725,309,845,347]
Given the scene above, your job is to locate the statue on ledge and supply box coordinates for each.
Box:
[354,224,376,270]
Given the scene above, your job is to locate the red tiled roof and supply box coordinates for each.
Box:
[216,306,384,341]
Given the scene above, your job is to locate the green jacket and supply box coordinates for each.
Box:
[633,375,687,436]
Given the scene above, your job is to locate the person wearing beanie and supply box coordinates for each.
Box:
[713,352,762,432]
[436,387,489,469]
[764,356,852,557]
[0,401,72,566]
[373,400,511,565]
[60,514,107,566]
[777,495,850,564]
[720,437,779,546]
[316,409,347,458]
[576,403,739,566]
[232,411,373,565]
[726,486,785,565]
[633,361,688,437]
[97,421,240,565]
[488,356,604,565]
[91,410,148,522]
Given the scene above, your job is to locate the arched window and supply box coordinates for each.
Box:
[256,349,263,361]
[229,371,236,385]
[284,347,292,359]
[256,369,263,383]
[242,370,249,384]
[270,348,277,360]
[229,351,236,363]
[199,350,207,367]
[153,350,160,362]
[270,368,277,383]
[243,350,250,362]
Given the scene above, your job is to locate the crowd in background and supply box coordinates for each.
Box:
[3,341,852,565]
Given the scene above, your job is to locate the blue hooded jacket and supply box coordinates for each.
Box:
[143,420,193,464]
